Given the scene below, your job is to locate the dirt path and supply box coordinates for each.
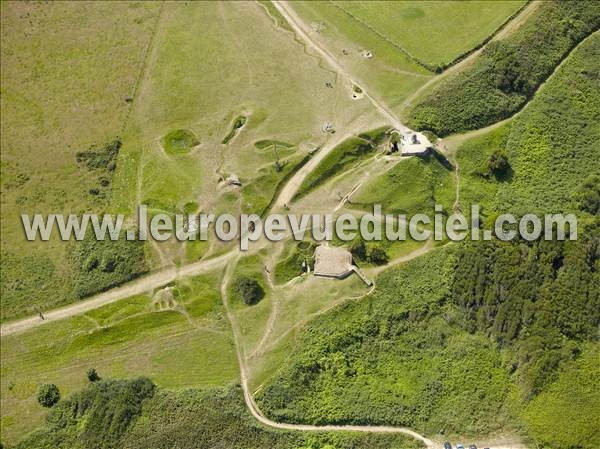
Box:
[0,250,235,337]
[219,260,436,447]
[273,1,406,131]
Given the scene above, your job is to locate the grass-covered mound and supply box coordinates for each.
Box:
[350,152,454,215]
[407,1,600,136]
[254,139,294,151]
[241,152,311,216]
[273,241,317,284]
[222,115,247,144]
[295,129,387,200]
[161,129,199,155]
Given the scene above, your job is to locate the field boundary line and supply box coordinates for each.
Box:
[119,1,165,136]
[330,0,531,74]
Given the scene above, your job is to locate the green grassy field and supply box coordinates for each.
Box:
[2,2,598,448]
[333,1,525,68]
[0,1,161,321]
[286,1,431,113]
[0,272,237,444]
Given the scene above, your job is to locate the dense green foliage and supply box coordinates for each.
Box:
[259,232,599,443]
[236,276,265,306]
[18,378,155,449]
[121,385,422,449]
[495,33,600,214]
[456,32,600,218]
[86,368,101,382]
[17,384,422,449]
[453,232,599,397]
[37,384,60,408]
[522,345,600,449]
[258,250,518,436]
[407,1,600,136]
[161,129,199,155]
[70,231,148,298]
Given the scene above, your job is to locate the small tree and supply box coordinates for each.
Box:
[37,383,60,408]
[368,246,389,265]
[487,149,510,177]
[236,277,264,305]
[87,368,101,382]
[350,239,367,261]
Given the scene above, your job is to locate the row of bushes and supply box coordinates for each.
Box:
[407,1,600,136]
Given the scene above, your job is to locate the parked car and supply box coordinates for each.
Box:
[469,445,477,449]
[443,443,452,449]
[456,444,465,449]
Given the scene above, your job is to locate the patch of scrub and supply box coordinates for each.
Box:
[161,129,199,155]
[254,140,294,151]
[221,115,247,144]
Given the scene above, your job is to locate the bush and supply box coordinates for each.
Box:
[37,384,60,408]
[236,276,264,305]
[487,149,510,177]
[70,231,148,298]
[574,175,600,215]
[87,368,101,382]
[350,239,367,261]
[368,246,389,265]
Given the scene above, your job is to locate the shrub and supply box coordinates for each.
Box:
[37,384,60,408]
[574,175,600,215]
[350,239,367,261]
[367,246,389,265]
[487,149,510,177]
[236,276,264,305]
[87,368,101,382]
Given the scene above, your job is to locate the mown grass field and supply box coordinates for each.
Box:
[334,0,525,68]
[0,272,237,444]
